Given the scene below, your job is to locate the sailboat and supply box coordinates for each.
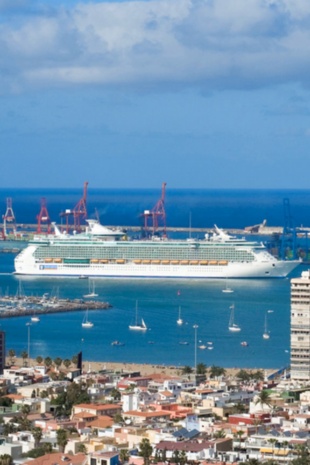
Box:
[83,280,98,298]
[222,279,234,294]
[263,310,272,339]
[228,304,241,332]
[129,301,147,331]
[82,310,94,328]
[177,306,183,325]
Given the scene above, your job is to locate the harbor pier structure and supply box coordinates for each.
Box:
[290,270,310,382]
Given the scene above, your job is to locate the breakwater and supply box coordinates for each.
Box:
[0,296,111,319]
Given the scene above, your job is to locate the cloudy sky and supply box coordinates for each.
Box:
[1,0,310,189]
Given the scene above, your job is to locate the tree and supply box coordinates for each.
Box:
[254,390,272,411]
[32,427,43,448]
[76,443,88,454]
[172,450,180,465]
[56,428,68,453]
[51,382,90,416]
[251,370,264,381]
[110,388,121,401]
[236,369,251,382]
[63,359,71,369]
[234,430,244,450]
[113,413,123,424]
[21,351,28,367]
[182,365,193,374]
[7,349,15,365]
[214,429,226,438]
[18,404,31,430]
[0,397,12,407]
[0,455,13,465]
[209,365,226,378]
[36,356,43,365]
[44,357,53,370]
[291,445,310,465]
[119,449,130,463]
[71,355,78,367]
[179,450,187,465]
[244,460,263,465]
[139,438,153,465]
[196,363,207,375]
[54,357,63,371]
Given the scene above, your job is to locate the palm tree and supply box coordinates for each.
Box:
[119,449,130,463]
[53,357,63,371]
[214,429,226,438]
[0,455,13,465]
[179,450,187,465]
[44,356,53,370]
[196,362,207,375]
[20,351,28,367]
[172,450,180,464]
[254,390,272,412]
[71,355,78,367]
[56,428,68,453]
[139,438,153,465]
[7,349,15,365]
[182,365,193,374]
[209,365,226,378]
[76,443,88,454]
[36,355,43,365]
[63,359,71,369]
[234,430,244,450]
[32,427,43,448]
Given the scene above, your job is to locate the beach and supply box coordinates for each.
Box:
[10,357,273,379]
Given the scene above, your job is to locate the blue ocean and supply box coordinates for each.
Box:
[0,188,309,370]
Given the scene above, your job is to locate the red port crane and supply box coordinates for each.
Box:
[60,181,88,233]
[2,198,16,239]
[37,197,51,234]
[142,182,167,237]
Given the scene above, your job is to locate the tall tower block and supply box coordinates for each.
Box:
[291,270,310,382]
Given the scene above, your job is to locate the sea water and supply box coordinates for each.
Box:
[0,188,309,369]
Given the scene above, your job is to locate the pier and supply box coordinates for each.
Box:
[0,296,112,319]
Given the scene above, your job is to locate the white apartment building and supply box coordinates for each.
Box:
[291,270,310,382]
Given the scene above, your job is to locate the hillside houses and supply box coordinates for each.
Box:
[0,362,309,464]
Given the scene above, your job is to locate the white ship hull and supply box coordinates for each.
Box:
[15,256,299,279]
[14,222,300,279]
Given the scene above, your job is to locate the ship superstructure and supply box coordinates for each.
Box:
[14,221,299,278]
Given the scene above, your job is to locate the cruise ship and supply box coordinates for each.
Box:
[14,221,300,279]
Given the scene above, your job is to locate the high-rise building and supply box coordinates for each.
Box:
[0,331,5,374]
[291,270,310,382]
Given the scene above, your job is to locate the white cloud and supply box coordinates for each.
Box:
[1,0,310,92]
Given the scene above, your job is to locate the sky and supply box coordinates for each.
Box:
[1,0,310,189]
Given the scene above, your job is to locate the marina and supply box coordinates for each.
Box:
[0,292,111,319]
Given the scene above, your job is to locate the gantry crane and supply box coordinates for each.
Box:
[141,182,167,237]
[36,197,51,234]
[281,198,297,260]
[2,198,16,239]
[60,181,88,233]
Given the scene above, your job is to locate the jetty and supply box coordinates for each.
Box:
[0,295,111,319]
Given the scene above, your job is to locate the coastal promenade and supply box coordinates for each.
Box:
[12,357,275,379]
